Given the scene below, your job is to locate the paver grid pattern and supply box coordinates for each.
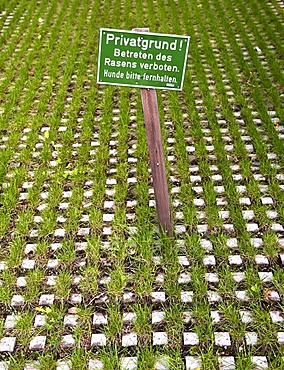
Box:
[0,0,283,368]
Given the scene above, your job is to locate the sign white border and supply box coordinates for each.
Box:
[97,28,190,91]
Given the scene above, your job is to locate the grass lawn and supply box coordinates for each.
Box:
[0,0,283,368]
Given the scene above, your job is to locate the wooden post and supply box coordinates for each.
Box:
[133,28,173,236]
[140,88,173,235]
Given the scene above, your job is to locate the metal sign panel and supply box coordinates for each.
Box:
[97,28,190,91]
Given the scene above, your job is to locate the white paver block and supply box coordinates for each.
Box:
[266,210,278,219]
[205,273,219,283]
[0,261,7,270]
[258,272,273,282]
[246,223,259,232]
[156,356,169,370]
[178,273,191,284]
[197,224,208,233]
[211,311,221,324]
[255,255,269,265]
[60,335,75,348]
[201,239,213,251]
[0,362,10,370]
[228,255,242,265]
[242,210,255,220]
[223,224,235,232]
[123,312,136,323]
[11,295,25,307]
[21,259,35,269]
[29,336,46,350]
[245,332,258,345]
[24,362,40,370]
[88,358,104,369]
[232,272,245,283]
[175,225,186,234]
[91,334,106,346]
[239,197,251,205]
[235,290,250,301]
[56,359,72,370]
[34,315,46,327]
[93,313,108,325]
[251,238,263,248]
[54,229,66,237]
[267,290,280,301]
[153,332,168,345]
[178,256,190,266]
[70,293,82,304]
[121,357,137,370]
[214,332,231,347]
[277,332,284,344]
[183,312,193,324]
[240,311,253,324]
[123,292,136,303]
[152,311,165,324]
[193,198,204,206]
[151,292,166,302]
[47,259,59,269]
[185,356,202,370]
[219,210,230,219]
[227,238,238,248]
[251,356,268,369]
[207,291,221,303]
[39,294,54,305]
[183,332,199,345]
[46,276,57,286]
[104,201,114,208]
[0,337,16,352]
[103,214,114,222]
[17,276,27,287]
[122,333,137,347]
[261,197,273,205]
[4,315,19,329]
[203,255,216,265]
[77,227,90,236]
[271,223,284,232]
[270,311,283,323]
[218,356,236,370]
[181,291,194,303]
